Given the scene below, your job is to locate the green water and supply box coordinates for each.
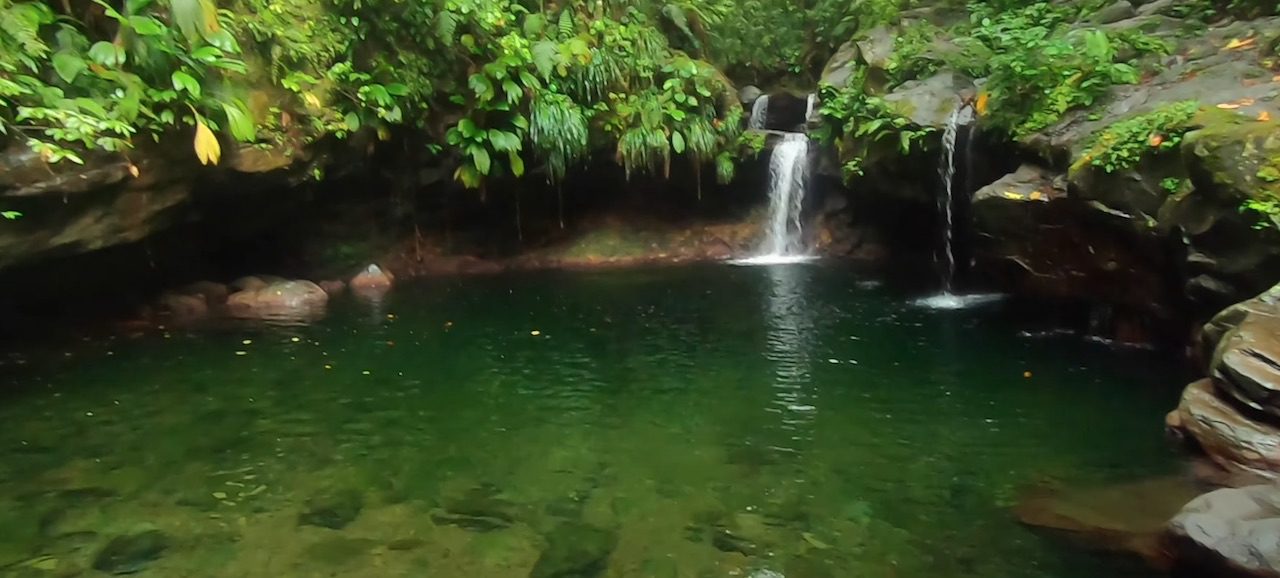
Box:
[0,264,1184,577]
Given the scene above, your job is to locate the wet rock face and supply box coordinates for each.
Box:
[1212,311,1280,419]
[92,530,169,575]
[350,264,394,299]
[1165,485,1280,578]
[970,164,1174,315]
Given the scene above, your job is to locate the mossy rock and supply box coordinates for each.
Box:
[1184,110,1280,205]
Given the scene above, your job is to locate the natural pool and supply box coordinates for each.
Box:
[0,263,1185,577]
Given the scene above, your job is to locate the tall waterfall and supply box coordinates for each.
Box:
[937,105,975,292]
[748,95,770,130]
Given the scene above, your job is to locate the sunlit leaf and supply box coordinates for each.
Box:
[222,101,255,141]
[193,115,221,165]
[52,52,86,83]
[171,70,201,98]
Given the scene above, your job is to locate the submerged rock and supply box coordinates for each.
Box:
[1014,476,1201,565]
[298,488,364,530]
[530,522,617,578]
[92,530,169,575]
[1165,484,1280,578]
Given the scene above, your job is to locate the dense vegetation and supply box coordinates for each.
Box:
[2,0,1277,210]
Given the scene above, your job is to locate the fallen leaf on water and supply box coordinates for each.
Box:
[1225,37,1256,50]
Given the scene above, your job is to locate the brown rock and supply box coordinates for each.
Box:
[1165,484,1280,578]
[318,280,346,295]
[230,276,269,293]
[1212,310,1280,420]
[350,265,394,291]
[180,281,229,306]
[1014,476,1202,566]
[227,280,328,320]
[1175,379,1280,479]
[157,292,208,321]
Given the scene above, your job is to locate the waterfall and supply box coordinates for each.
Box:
[914,103,1003,309]
[804,93,817,124]
[729,133,813,265]
[937,105,975,293]
[748,95,770,130]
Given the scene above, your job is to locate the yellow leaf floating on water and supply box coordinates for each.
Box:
[1225,37,1256,50]
[193,117,221,165]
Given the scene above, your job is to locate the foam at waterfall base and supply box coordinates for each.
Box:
[912,292,1005,310]
[729,254,819,266]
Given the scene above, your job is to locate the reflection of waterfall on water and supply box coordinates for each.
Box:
[762,264,817,455]
[748,95,770,130]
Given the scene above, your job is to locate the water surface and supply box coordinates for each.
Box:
[0,264,1183,577]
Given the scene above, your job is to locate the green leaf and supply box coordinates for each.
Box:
[52,52,86,83]
[128,15,165,36]
[171,70,201,98]
[468,74,493,101]
[509,150,524,177]
[344,111,361,132]
[671,131,686,153]
[1,211,22,220]
[532,40,558,79]
[191,45,222,62]
[458,118,481,139]
[222,101,255,141]
[385,83,409,96]
[88,41,125,67]
[470,145,491,175]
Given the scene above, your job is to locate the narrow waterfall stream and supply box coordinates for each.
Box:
[914,103,1003,309]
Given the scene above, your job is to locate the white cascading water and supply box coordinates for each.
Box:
[914,103,1003,309]
[937,105,974,293]
[748,95,770,130]
[733,133,812,265]
[804,93,817,124]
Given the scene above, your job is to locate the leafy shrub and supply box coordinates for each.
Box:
[1073,101,1200,173]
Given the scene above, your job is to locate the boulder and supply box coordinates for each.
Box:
[1168,112,1280,306]
[883,71,974,129]
[227,280,329,320]
[530,522,617,578]
[156,292,208,321]
[1171,379,1280,479]
[350,264,394,293]
[1165,484,1280,578]
[738,85,763,106]
[819,41,861,89]
[1083,0,1136,24]
[854,25,897,71]
[230,275,269,293]
[1212,311,1280,420]
[180,281,229,306]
